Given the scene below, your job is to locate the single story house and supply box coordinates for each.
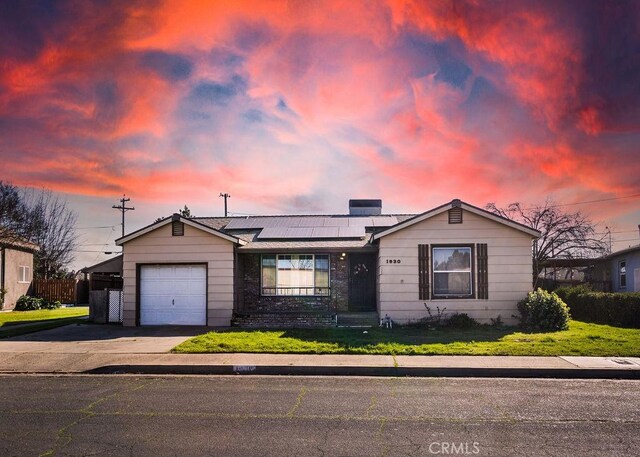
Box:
[115,199,540,327]
[0,238,39,310]
[603,244,640,293]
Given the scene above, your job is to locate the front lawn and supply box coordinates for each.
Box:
[0,307,89,327]
[173,321,640,357]
[0,307,89,338]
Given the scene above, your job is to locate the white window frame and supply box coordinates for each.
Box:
[261,254,330,297]
[432,246,473,298]
[18,265,31,283]
[619,260,626,289]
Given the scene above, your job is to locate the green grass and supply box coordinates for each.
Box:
[173,321,640,357]
[0,307,88,327]
[0,307,89,338]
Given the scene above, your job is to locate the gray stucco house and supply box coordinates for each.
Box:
[0,238,38,310]
[115,199,540,327]
[605,245,640,293]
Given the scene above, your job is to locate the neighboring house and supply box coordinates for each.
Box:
[78,254,123,305]
[79,254,123,289]
[115,199,541,327]
[0,238,39,310]
[604,245,640,293]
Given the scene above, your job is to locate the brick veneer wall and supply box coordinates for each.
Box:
[237,253,349,313]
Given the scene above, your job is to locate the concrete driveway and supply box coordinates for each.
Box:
[0,324,206,354]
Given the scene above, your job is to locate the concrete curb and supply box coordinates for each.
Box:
[83,364,640,379]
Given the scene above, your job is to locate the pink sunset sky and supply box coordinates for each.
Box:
[1,0,639,270]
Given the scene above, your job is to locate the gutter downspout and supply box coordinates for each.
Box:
[1,246,5,308]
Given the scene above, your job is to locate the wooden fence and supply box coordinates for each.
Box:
[32,279,78,304]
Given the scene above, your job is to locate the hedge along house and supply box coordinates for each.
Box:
[115,199,540,327]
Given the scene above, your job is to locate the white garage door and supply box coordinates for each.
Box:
[140,265,206,325]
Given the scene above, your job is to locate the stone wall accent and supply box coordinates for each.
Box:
[232,312,336,328]
[237,253,349,313]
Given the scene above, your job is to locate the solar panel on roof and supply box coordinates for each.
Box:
[310,227,340,238]
[370,216,398,227]
[285,227,314,238]
[227,215,398,232]
[297,217,327,227]
[338,226,366,238]
[322,217,349,227]
[257,225,365,239]
[225,218,263,229]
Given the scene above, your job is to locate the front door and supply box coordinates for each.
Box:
[348,254,376,311]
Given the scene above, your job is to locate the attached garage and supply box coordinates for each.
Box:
[140,264,207,325]
[116,215,244,327]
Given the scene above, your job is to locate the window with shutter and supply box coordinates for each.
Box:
[418,244,430,300]
[477,243,488,299]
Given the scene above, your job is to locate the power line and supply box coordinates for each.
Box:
[73,249,122,253]
[529,193,640,209]
[75,225,118,230]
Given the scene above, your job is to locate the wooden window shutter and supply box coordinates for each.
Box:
[172,221,184,236]
[418,244,430,300]
[477,243,488,299]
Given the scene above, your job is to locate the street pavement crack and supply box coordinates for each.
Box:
[286,386,307,418]
[37,378,158,457]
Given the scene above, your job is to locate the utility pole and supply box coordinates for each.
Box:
[219,193,230,217]
[112,195,135,237]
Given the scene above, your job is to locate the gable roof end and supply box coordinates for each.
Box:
[115,214,246,246]
[371,199,541,241]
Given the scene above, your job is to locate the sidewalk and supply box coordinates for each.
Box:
[1,351,639,379]
[1,324,638,378]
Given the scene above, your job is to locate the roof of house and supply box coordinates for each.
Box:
[0,233,39,252]
[115,199,541,249]
[80,254,123,274]
[603,244,640,259]
[371,199,541,240]
[115,215,247,246]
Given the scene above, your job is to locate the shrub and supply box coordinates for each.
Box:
[15,295,43,311]
[517,288,570,331]
[554,286,640,328]
[445,313,479,329]
[41,299,62,310]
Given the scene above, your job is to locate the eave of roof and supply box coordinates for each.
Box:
[80,254,123,273]
[371,199,541,240]
[602,244,640,259]
[115,214,246,246]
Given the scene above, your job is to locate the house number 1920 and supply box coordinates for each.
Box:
[386,259,401,264]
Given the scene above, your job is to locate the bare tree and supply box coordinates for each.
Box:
[485,200,608,281]
[2,182,78,278]
[0,181,29,243]
[21,189,78,278]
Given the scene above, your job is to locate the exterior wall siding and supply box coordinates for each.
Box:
[236,253,348,313]
[377,210,535,325]
[609,251,640,293]
[1,248,34,310]
[121,223,235,326]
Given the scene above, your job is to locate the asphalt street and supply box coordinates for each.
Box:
[0,375,638,456]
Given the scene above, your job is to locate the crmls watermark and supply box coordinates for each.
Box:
[428,442,481,455]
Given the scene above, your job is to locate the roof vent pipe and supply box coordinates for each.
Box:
[349,199,382,216]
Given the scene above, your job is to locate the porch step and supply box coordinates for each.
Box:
[232,312,336,329]
[337,312,379,328]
